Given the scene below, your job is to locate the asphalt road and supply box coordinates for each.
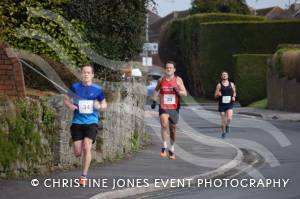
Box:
[136,106,300,199]
[1,105,299,199]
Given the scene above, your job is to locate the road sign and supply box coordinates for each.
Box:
[142,57,152,66]
[143,43,159,52]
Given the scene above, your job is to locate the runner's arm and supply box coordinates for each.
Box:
[176,77,187,96]
[231,83,237,102]
[64,95,78,112]
[94,99,107,110]
[214,83,222,99]
[94,89,107,110]
[152,78,162,101]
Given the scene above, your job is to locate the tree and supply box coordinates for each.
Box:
[0,0,89,66]
[0,0,154,66]
[64,0,155,60]
[191,0,250,14]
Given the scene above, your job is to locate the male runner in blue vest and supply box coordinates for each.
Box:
[64,64,107,186]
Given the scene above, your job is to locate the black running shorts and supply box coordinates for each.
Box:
[218,103,233,113]
[70,123,98,143]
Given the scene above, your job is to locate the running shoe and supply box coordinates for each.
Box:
[160,148,167,157]
[221,132,226,139]
[79,176,87,186]
[169,149,176,160]
[225,125,230,133]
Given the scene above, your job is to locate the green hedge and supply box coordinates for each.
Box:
[233,54,272,106]
[160,14,300,98]
[183,13,265,22]
[159,13,265,96]
[199,20,300,98]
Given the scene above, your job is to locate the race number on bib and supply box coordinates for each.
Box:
[163,94,176,105]
[222,96,231,104]
[78,100,94,114]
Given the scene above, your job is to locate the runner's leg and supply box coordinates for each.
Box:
[220,112,226,132]
[73,140,82,157]
[82,137,93,176]
[169,123,176,148]
[225,109,233,133]
[160,114,169,156]
[220,112,226,138]
[169,123,176,159]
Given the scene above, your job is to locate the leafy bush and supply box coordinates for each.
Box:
[272,46,300,81]
[191,0,250,14]
[0,1,89,66]
[0,0,152,69]
[64,0,153,60]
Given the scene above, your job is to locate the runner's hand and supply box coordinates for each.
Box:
[151,100,156,109]
[232,96,236,102]
[70,105,78,112]
[173,87,180,95]
[94,100,101,110]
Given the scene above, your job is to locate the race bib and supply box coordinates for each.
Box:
[78,100,94,114]
[163,94,176,105]
[222,96,231,104]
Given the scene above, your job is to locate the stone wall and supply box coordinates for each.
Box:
[267,69,300,112]
[101,81,146,160]
[0,96,56,178]
[0,80,146,178]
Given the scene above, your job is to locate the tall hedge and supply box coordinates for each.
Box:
[160,17,300,98]
[199,20,300,98]
[159,13,265,96]
[233,54,272,106]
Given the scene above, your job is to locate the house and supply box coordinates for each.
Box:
[149,10,190,42]
[255,6,279,16]
[256,3,300,20]
[293,9,300,18]
[265,7,291,19]
[148,10,190,67]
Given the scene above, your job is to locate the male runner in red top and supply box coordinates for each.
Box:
[151,61,187,160]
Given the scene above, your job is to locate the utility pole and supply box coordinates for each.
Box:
[168,0,175,12]
[144,11,149,66]
[143,6,151,67]
[146,12,149,42]
[254,0,259,15]
[142,2,158,67]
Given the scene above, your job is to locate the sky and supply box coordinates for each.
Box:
[154,0,295,17]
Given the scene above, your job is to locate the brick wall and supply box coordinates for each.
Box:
[0,43,25,97]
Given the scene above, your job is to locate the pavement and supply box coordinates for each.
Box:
[236,107,300,122]
[197,103,300,122]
